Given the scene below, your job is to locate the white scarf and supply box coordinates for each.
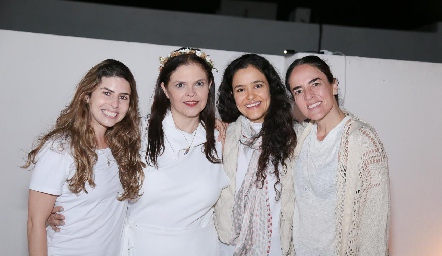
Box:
[231,116,272,256]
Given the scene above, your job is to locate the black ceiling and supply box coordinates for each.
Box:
[71,0,442,31]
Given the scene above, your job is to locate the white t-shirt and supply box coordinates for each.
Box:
[29,139,127,256]
[220,122,282,256]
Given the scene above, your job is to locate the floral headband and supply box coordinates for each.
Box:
[159,47,217,72]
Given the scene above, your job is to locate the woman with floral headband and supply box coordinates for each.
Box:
[121,47,229,256]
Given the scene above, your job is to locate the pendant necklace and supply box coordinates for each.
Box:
[164,135,178,160]
[105,149,113,167]
[172,119,198,155]
[98,148,112,167]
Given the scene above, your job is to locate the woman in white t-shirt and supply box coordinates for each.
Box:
[285,55,390,255]
[215,53,297,256]
[24,59,145,256]
[121,47,229,256]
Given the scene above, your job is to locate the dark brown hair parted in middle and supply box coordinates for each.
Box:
[146,47,221,167]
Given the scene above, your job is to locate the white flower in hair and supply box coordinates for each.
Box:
[158,47,217,72]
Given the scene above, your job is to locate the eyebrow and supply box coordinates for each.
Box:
[292,85,301,91]
[308,77,321,84]
[233,80,266,89]
[292,77,321,91]
[102,87,130,95]
[252,80,266,84]
[102,87,114,93]
[171,78,207,84]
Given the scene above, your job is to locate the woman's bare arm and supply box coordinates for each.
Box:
[28,190,57,256]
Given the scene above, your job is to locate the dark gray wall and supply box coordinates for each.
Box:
[1,0,441,63]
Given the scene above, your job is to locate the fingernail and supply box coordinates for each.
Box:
[61,221,65,226]
[60,208,64,211]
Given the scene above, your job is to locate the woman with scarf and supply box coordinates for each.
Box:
[216,53,297,256]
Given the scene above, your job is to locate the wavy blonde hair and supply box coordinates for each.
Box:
[23,59,144,200]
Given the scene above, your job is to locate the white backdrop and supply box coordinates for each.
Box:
[1,29,441,255]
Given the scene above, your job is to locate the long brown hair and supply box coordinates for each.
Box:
[23,59,145,200]
[147,47,220,167]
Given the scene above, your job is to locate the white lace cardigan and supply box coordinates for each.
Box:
[292,111,390,255]
[214,117,296,256]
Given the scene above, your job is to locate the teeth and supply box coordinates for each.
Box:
[308,102,321,109]
[102,110,117,117]
[246,102,260,108]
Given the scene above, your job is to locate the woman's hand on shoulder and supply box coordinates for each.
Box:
[215,118,228,143]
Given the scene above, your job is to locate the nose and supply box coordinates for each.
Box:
[246,89,255,100]
[110,95,119,108]
[303,87,314,101]
[186,86,196,97]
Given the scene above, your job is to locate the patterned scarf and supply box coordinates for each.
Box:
[231,116,272,256]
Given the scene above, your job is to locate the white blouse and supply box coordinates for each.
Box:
[123,111,229,256]
[293,116,350,255]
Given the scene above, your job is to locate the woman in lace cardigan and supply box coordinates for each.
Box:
[285,55,390,255]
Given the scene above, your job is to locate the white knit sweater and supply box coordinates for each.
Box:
[214,117,296,256]
[292,111,390,256]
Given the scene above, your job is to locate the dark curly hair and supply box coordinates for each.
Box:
[147,47,220,167]
[217,53,297,199]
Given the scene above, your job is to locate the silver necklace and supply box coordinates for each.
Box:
[171,119,198,155]
[180,129,197,155]
[164,135,177,159]
[106,150,113,167]
[98,148,113,167]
